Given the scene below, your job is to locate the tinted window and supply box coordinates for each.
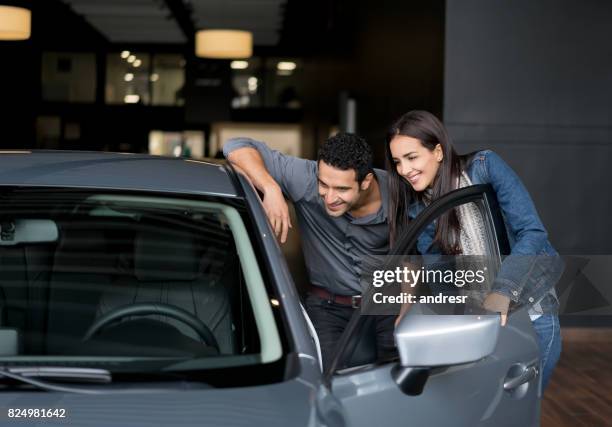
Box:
[0,189,282,381]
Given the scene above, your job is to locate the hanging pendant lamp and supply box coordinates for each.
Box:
[0,6,31,40]
[195,29,252,59]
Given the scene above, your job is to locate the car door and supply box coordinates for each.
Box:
[325,184,541,427]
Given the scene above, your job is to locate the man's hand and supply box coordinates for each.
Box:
[263,184,292,243]
[482,292,511,326]
[226,146,293,244]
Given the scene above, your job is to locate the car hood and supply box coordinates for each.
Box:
[0,379,319,427]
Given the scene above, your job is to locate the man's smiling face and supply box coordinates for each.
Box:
[317,160,364,217]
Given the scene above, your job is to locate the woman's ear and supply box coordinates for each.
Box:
[434,144,443,162]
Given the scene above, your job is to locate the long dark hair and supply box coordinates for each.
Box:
[385,110,465,253]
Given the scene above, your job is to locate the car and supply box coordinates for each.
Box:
[0,150,541,426]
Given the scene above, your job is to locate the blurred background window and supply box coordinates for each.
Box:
[105,52,151,105]
[41,52,96,103]
[148,130,204,158]
[231,57,302,109]
[152,54,186,106]
[35,116,62,149]
[211,123,302,158]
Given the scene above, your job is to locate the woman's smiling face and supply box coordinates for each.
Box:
[389,135,443,192]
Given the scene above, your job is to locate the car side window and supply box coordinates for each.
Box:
[389,195,504,316]
[329,187,506,375]
[399,199,501,259]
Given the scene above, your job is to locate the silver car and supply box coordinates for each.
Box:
[0,151,540,426]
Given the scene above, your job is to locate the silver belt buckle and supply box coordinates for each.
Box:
[351,295,362,309]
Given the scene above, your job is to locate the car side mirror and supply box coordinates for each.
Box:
[392,310,500,395]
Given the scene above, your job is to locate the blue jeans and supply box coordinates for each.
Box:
[532,314,562,390]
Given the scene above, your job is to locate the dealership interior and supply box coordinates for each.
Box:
[1,0,611,424]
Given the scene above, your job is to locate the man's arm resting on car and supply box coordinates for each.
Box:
[227,147,293,243]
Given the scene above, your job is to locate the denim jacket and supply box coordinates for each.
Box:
[408,150,562,313]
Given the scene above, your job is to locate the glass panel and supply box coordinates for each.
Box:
[105,52,151,105]
[267,58,302,109]
[148,130,204,158]
[363,198,502,316]
[231,57,262,108]
[230,57,302,109]
[151,54,185,106]
[407,200,499,258]
[213,123,302,157]
[41,52,96,103]
[0,189,280,378]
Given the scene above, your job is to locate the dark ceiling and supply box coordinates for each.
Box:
[51,0,358,57]
[60,0,283,45]
[34,1,337,51]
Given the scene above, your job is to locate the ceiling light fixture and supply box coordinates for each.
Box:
[124,73,134,82]
[195,30,252,59]
[277,61,297,71]
[124,94,140,104]
[247,76,258,94]
[133,59,142,67]
[127,55,136,63]
[0,6,31,40]
[230,60,249,70]
[121,50,130,59]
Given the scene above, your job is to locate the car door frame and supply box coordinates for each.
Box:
[324,184,510,378]
[322,184,541,427]
[391,183,510,258]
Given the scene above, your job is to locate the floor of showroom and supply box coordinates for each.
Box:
[542,328,612,426]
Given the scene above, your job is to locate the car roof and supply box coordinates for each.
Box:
[0,150,241,198]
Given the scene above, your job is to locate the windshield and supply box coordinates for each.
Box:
[0,188,283,384]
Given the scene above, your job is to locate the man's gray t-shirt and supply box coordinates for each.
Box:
[224,137,389,296]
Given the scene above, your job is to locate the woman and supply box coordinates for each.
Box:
[386,110,562,390]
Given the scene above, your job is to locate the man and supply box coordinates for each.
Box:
[223,133,394,369]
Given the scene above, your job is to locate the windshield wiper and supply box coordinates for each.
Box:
[0,367,111,394]
[0,367,209,394]
[5,367,112,383]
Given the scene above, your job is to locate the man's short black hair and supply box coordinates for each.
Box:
[317,132,373,183]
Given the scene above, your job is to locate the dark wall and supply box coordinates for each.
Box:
[298,0,445,163]
[353,0,445,163]
[444,0,612,255]
[0,40,38,148]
